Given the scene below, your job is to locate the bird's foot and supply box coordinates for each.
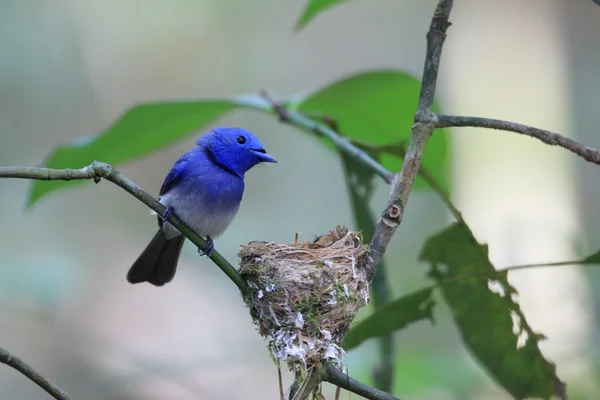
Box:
[161,206,174,222]
[198,237,214,258]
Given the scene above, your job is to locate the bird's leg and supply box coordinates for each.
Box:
[161,206,174,222]
[198,236,214,257]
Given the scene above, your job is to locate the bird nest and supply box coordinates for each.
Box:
[238,226,370,372]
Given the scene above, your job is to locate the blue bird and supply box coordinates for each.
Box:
[127,127,277,286]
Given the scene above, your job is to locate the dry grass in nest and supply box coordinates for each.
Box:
[238,226,370,372]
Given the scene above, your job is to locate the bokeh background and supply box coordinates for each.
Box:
[1,0,600,399]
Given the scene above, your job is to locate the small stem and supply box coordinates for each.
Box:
[501,260,583,273]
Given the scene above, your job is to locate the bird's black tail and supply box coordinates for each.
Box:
[127,229,185,286]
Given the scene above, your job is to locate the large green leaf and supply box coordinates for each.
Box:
[28,96,271,207]
[295,0,352,30]
[296,70,449,191]
[344,288,435,351]
[419,223,566,400]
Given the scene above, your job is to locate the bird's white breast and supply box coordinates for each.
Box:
[158,190,240,240]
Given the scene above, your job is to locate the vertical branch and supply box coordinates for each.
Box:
[363,0,454,282]
[295,1,455,398]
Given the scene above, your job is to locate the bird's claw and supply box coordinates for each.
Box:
[161,206,173,221]
[198,237,214,258]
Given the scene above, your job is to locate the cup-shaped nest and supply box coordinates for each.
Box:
[238,226,370,371]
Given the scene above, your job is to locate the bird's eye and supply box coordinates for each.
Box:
[236,136,246,144]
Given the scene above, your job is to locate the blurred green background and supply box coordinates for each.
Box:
[1,0,600,399]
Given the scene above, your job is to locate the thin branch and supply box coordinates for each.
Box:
[436,114,600,166]
[364,0,454,282]
[0,162,247,292]
[0,346,72,400]
[260,91,394,184]
[434,259,592,287]
[325,366,401,400]
[501,260,585,273]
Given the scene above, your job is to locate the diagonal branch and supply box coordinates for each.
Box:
[363,0,454,282]
[260,91,394,184]
[325,366,401,400]
[0,162,247,292]
[0,346,72,400]
[435,114,600,165]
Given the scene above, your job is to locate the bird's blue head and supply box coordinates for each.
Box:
[197,127,277,177]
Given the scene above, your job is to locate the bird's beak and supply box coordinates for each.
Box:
[251,149,277,163]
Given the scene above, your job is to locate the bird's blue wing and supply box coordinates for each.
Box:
[159,154,189,196]
[156,155,190,228]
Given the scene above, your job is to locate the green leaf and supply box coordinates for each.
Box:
[344,288,435,351]
[295,0,351,30]
[28,96,271,207]
[296,70,449,191]
[593,0,600,7]
[581,248,600,264]
[419,223,566,400]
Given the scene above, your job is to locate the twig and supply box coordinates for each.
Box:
[0,162,247,292]
[260,91,394,184]
[501,260,583,272]
[363,0,454,282]
[432,259,591,288]
[0,346,72,400]
[325,366,401,400]
[435,114,600,166]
